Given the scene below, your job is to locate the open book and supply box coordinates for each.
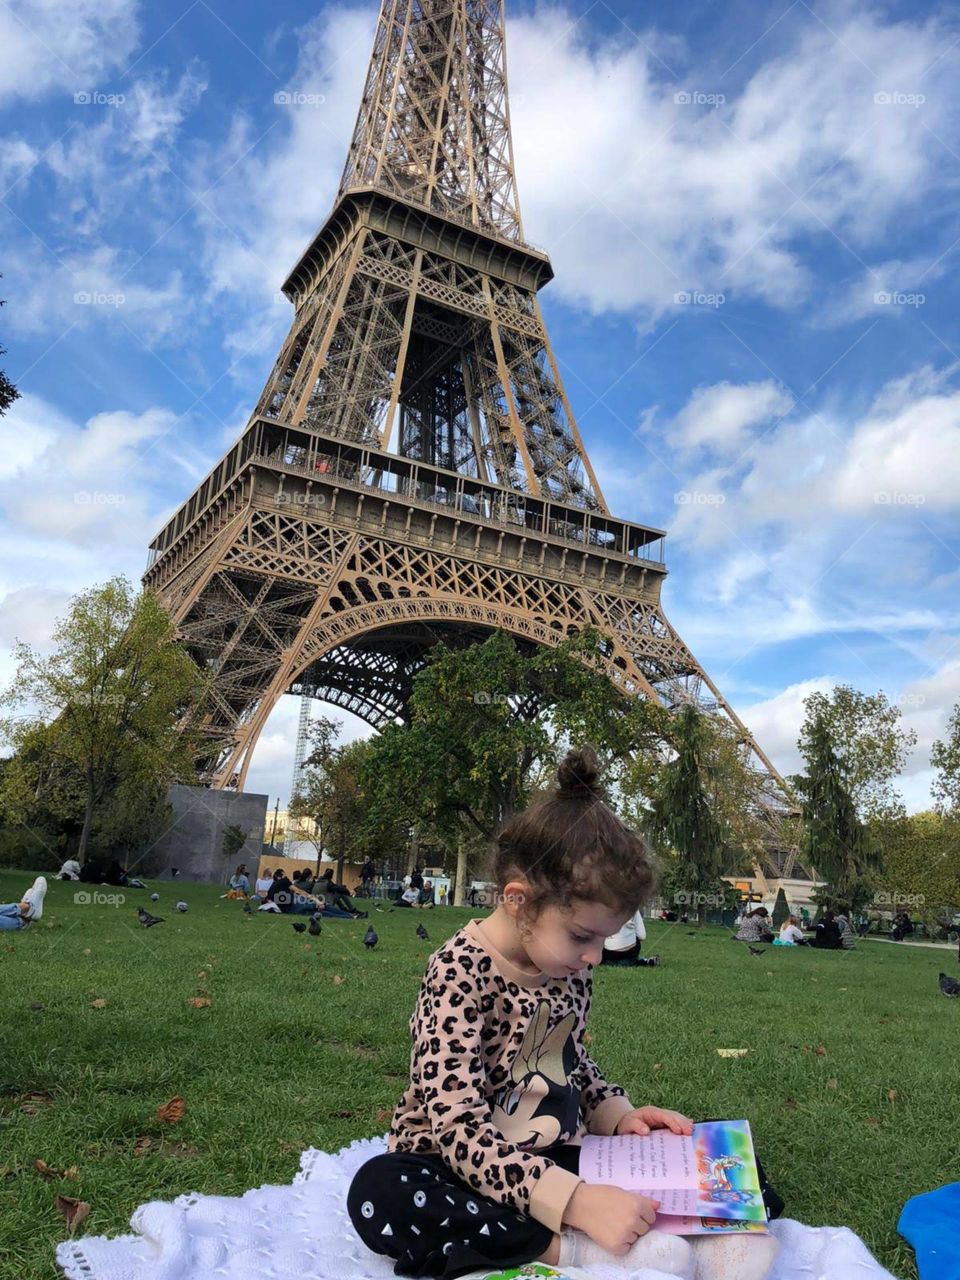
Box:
[579,1120,769,1236]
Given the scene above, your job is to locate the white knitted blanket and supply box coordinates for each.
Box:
[55,1134,898,1280]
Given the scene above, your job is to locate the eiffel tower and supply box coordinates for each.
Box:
[145,0,807,881]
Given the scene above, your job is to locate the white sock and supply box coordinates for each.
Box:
[560,1228,695,1277]
[691,1233,780,1280]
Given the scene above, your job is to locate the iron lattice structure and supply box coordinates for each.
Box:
[144,0,807,880]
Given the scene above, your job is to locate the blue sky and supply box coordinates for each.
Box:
[1,0,959,812]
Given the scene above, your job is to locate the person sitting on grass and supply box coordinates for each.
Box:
[835,910,857,950]
[0,876,48,931]
[735,907,775,943]
[776,915,808,946]
[417,879,436,909]
[318,868,368,919]
[58,858,81,881]
[394,884,422,908]
[260,867,293,913]
[223,864,249,899]
[601,905,660,967]
[253,868,272,903]
[347,746,781,1280]
[812,909,843,949]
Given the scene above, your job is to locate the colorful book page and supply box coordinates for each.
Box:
[579,1120,767,1224]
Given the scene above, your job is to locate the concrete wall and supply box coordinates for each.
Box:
[149,784,268,884]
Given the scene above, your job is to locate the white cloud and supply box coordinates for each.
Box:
[0,0,140,105]
[673,380,793,454]
[505,5,958,319]
[0,393,179,549]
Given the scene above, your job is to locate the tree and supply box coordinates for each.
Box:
[357,628,670,850]
[289,722,379,880]
[0,578,206,863]
[0,276,19,417]
[222,824,248,862]
[798,686,917,823]
[931,704,960,816]
[873,810,960,927]
[648,705,728,925]
[796,711,879,911]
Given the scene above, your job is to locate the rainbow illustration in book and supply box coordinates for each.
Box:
[692,1121,766,1221]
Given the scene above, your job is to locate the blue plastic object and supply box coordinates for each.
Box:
[898,1182,960,1280]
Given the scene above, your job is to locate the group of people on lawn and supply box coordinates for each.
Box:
[224,864,369,919]
[735,905,858,949]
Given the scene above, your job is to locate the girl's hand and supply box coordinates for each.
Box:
[614,1107,694,1136]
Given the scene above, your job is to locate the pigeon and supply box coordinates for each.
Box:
[747,946,766,956]
[137,907,164,928]
[363,925,379,949]
[939,972,960,997]
[308,916,322,937]
[176,901,188,913]
[243,903,252,914]
[416,923,429,940]
[150,893,160,902]
[292,922,306,934]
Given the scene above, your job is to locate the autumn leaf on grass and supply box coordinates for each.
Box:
[827,1078,839,1090]
[187,997,211,1009]
[156,1097,185,1125]
[717,1049,748,1058]
[332,975,344,985]
[783,1098,798,1111]
[35,1159,78,1180]
[56,1195,91,1234]
[583,1031,593,1045]
[90,999,107,1009]
[888,1089,899,1102]
[375,1108,392,1123]
[30,1002,45,1012]
[132,1136,154,1156]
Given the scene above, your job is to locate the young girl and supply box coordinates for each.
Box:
[347,747,781,1280]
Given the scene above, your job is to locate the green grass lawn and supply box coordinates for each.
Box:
[1,871,957,1279]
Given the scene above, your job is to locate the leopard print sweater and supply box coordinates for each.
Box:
[386,917,635,1234]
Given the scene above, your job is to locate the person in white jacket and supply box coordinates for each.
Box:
[601,907,660,967]
[58,858,81,881]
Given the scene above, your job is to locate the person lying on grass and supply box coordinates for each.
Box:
[347,746,782,1280]
[0,876,47,932]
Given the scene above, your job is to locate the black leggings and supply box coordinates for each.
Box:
[347,1138,783,1279]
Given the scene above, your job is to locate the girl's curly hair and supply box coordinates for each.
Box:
[485,744,657,923]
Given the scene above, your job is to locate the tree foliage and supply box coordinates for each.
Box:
[798,685,916,822]
[931,704,960,816]
[647,705,731,922]
[0,276,19,417]
[872,809,960,922]
[0,578,205,863]
[356,628,671,851]
[795,710,880,911]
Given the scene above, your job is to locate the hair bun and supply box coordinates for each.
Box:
[556,745,602,799]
